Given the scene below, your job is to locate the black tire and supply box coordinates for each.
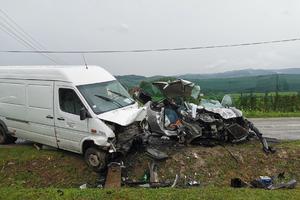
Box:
[7,135,17,144]
[84,147,107,172]
[0,126,7,144]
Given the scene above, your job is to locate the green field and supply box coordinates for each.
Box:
[191,74,300,93]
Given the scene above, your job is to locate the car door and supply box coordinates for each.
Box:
[54,82,89,153]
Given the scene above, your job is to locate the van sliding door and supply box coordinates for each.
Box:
[26,81,57,147]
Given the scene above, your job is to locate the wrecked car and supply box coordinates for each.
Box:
[0,66,145,172]
[136,79,274,153]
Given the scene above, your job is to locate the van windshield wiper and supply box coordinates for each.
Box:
[94,95,123,108]
[107,89,134,103]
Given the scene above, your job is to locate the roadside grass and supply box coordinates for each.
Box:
[1,187,300,200]
[1,141,300,199]
[244,111,300,118]
[0,145,98,188]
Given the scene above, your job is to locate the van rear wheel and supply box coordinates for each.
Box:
[0,126,7,144]
[84,147,107,172]
[7,136,17,144]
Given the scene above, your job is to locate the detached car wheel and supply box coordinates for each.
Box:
[84,147,107,172]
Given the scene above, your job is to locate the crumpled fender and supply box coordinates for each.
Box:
[80,135,110,153]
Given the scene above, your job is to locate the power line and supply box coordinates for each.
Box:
[0,9,45,50]
[0,9,63,64]
[0,18,59,64]
[0,37,300,54]
[0,21,59,64]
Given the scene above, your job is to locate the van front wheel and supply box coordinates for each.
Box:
[84,147,107,172]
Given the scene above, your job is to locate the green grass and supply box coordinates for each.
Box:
[0,145,97,188]
[0,187,300,200]
[230,91,299,98]
[0,145,61,161]
[2,141,300,199]
[244,111,300,118]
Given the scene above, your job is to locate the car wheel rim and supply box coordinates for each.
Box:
[88,154,100,167]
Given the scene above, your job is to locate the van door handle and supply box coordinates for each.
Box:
[46,115,53,119]
[57,117,65,121]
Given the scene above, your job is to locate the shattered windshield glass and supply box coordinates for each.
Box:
[77,80,135,114]
[191,85,200,99]
[200,99,223,109]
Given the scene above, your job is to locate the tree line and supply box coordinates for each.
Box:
[234,92,300,112]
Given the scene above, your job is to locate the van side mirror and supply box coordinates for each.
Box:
[80,108,91,120]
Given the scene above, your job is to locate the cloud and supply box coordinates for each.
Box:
[96,23,129,33]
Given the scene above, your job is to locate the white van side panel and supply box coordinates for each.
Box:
[0,81,27,120]
[26,81,56,146]
[27,82,54,125]
[0,79,57,147]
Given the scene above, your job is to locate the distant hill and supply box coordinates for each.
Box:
[116,74,146,89]
[116,68,300,93]
[178,68,300,80]
[190,74,300,94]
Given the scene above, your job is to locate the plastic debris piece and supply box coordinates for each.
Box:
[188,180,200,186]
[268,179,297,190]
[171,174,179,188]
[139,183,150,188]
[146,147,169,160]
[79,183,87,190]
[33,143,41,151]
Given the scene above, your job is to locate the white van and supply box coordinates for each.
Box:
[0,65,145,171]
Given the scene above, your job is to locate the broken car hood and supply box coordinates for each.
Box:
[98,103,146,126]
[204,107,243,119]
[152,79,200,99]
[200,99,243,119]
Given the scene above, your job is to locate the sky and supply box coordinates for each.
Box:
[1,0,300,76]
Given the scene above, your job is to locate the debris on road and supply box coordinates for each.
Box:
[79,183,87,190]
[33,143,41,151]
[231,173,297,190]
[146,147,168,160]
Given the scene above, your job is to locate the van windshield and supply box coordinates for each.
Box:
[77,80,135,114]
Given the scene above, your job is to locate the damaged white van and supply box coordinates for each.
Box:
[0,66,145,171]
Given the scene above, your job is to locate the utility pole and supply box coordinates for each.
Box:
[276,73,279,96]
[275,73,279,111]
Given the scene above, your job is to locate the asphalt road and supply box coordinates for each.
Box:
[1,118,300,147]
[249,117,300,140]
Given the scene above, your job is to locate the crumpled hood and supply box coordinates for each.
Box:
[204,107,243,119]
[199,98,243,119]
[152,79,200,99]
[98,103,146,126]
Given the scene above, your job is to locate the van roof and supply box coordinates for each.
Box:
[0,65,116,85]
